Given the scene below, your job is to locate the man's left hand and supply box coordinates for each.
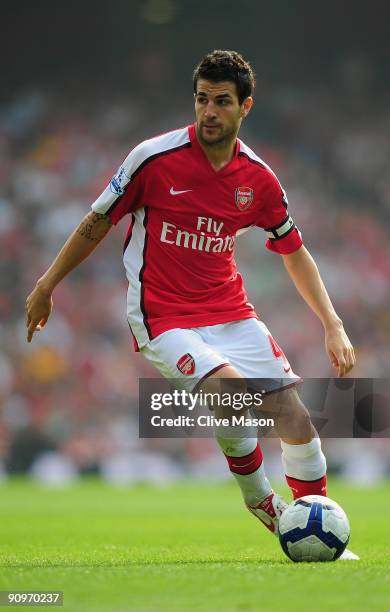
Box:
[325,324,356,377]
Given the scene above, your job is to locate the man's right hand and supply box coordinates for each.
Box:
[25,211,113,343]
[26,282,53,343]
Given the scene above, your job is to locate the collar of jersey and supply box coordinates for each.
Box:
[189,123,241,176]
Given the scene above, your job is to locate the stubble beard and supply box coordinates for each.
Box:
[197,123,237,149]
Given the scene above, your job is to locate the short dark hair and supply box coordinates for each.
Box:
[193,50,255,105]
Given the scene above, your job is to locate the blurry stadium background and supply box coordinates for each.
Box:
[0,0,389,486]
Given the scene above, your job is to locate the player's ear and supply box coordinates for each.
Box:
[240,96,253,118]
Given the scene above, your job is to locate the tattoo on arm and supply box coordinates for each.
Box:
[76,212,113,242]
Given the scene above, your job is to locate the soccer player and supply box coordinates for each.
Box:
[26,50,358,559]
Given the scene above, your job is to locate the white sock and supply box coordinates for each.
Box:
[281,437,327,481]
[215,429,272,506]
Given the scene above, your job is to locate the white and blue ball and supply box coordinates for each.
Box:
[278,495,350,562]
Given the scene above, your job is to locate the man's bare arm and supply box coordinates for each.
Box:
[26,211,113,342]
[281,245,356,377]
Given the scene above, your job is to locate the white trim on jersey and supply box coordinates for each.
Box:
[91,126,191,215]
[124,208,150,348]
[239,139,298,240]
[238,140,276,176]
[238,139,289,206]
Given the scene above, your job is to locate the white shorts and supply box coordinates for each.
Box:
[140,318,300,394]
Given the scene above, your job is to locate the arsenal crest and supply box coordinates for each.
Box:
[235,186,254,211]
[176,353,195,375]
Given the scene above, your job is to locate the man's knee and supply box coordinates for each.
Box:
[199,365,248,419]
[259,387,314,442]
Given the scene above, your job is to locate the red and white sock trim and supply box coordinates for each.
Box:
[281,437,327,499]
[285,474,327,499]
[224,443,263,475]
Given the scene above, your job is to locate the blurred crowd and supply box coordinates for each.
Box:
[0,69,389,484]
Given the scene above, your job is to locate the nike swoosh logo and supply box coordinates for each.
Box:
[259,517,275,532]
[247,503,276,532]
[231,460,255,469]
[170,187,192,195]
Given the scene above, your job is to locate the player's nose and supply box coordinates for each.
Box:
[204,101,217,118]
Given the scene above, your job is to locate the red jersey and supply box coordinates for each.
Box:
[91,124,303,349]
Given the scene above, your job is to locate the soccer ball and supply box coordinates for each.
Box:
[278,495,350,562]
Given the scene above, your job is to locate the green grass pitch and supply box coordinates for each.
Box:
[0,478,389,611]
